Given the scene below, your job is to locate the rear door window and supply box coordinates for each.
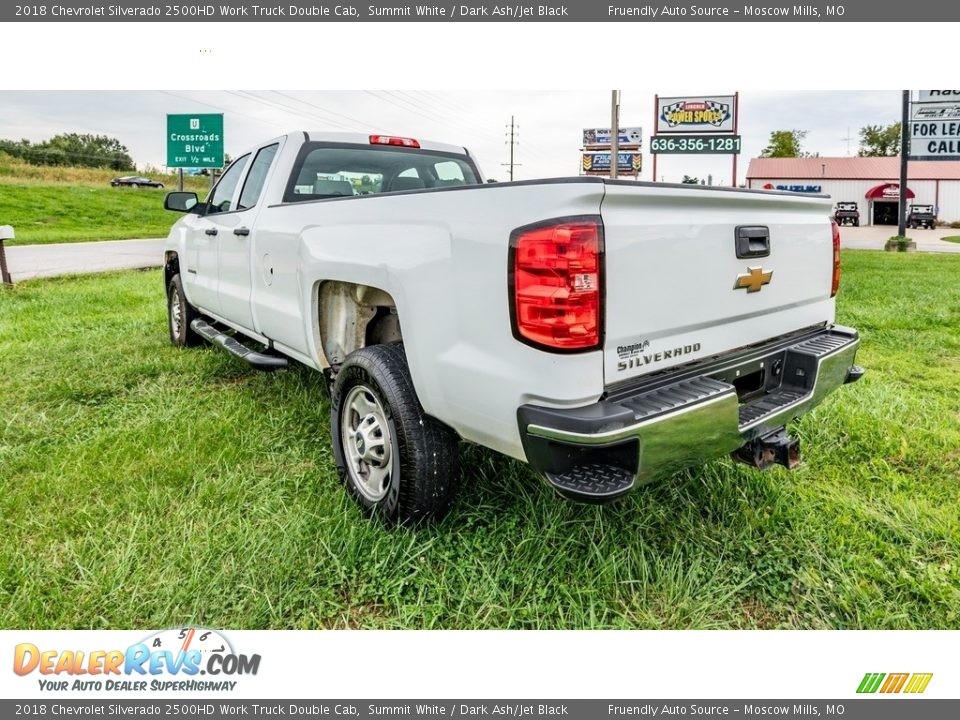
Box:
[237,143,279,211]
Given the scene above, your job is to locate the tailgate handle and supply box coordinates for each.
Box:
[735,226,770,258]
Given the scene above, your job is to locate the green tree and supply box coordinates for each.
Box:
[760,129,808,158]
[681,175,700,184]
[858,123,901,157]
[0,133,134,169]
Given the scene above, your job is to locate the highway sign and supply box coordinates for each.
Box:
[166,113,224,168]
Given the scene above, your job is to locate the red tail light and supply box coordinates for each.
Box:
[369,135,420,148]
[831,220,841,297]
[510,217,603,351]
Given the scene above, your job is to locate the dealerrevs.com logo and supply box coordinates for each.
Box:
[13,627,261,693]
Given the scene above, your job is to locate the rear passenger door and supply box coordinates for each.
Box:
[215,141,281,333]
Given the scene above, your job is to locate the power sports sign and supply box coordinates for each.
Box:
[656,95,736,134]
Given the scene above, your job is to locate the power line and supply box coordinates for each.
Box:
[269,91,382,132]
[502,115,521,181]
[156,90,277,128]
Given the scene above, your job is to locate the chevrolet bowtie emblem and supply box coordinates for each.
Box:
[734,266,773,293]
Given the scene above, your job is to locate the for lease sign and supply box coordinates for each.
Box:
[909,119,960,160]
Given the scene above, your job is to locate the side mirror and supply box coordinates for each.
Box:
[164,191,200,213]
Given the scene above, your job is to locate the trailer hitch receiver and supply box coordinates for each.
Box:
[733,427,800,471]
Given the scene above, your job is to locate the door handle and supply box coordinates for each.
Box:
[735,226,770,258]
[233,227,250,237]
[204,228,218,236]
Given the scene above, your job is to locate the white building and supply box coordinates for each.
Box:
[746,157,960,226]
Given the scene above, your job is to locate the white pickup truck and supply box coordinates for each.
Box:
[163,131,864,524]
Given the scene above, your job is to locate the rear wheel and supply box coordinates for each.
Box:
[331,343,459,525]
[167,273,202,347]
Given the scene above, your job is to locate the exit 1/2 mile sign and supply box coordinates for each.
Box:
[166,113,224,168]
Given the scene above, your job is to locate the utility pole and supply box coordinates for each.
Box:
[841,126,854,156]
[898,90,910,238]
[502,115,521,182]
[610,90,620,180]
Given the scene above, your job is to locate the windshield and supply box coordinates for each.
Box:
[285,143,480,202]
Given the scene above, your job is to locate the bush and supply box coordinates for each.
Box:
[886,235,913,252]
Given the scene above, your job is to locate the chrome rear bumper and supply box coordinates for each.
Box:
[518,326,862,502]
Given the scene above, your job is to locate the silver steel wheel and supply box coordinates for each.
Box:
[340,384,393,502]
[170,289,183,337]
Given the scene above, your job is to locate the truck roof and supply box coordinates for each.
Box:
[300,131,469,156]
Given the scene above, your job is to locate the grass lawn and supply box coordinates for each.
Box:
[943,236,960,244]
[0,154,209,246]
[1,251,958,629]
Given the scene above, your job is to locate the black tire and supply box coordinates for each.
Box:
[167,273,202,347]
[331,343,459,525]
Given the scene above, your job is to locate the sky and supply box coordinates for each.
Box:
[0,90,902,184]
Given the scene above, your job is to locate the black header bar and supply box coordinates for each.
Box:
[4,0,958,22]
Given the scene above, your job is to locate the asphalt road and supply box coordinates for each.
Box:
[4,238,165,282]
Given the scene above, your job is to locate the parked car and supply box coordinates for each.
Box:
[906,204,936,229]
[111,175,164,188]
[161,131,864,524]
[834,201,860,227]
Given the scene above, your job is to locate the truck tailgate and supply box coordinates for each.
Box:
[600,183,836,384]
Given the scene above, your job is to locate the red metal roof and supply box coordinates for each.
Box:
[746,156,960,180]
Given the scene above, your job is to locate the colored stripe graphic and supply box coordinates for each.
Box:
[904,673,934,694]
[880,673,909,693]
[857,673,885,693]
[857,672,932,694]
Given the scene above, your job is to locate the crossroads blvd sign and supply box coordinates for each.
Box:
[167,114,224,169]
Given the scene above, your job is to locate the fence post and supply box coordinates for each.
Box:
[0,225,13,286]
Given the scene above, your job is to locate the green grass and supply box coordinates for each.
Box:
[942,236,960,244]
[1,251,959,629]
[0,153,209,245]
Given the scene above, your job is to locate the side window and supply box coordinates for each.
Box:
[433,160,467,186]
[207,154,250,214]
[237,143,279,211]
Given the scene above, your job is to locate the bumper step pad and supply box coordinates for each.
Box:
[545,463,636,503]
[738,389,807,428]
[616,376,733,422]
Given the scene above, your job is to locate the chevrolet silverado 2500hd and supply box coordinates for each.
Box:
[162,132,864,523]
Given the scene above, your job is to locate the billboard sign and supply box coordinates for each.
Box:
[656,95,736,134]
[918,90,960,102]
[582,151,642,174]
[582,127,642,149]
[909,119,960,160]
[167,113,224,168]
[650,134,741,154]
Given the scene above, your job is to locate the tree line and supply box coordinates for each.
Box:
[760,123,902,158]
[0,133,135,170]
